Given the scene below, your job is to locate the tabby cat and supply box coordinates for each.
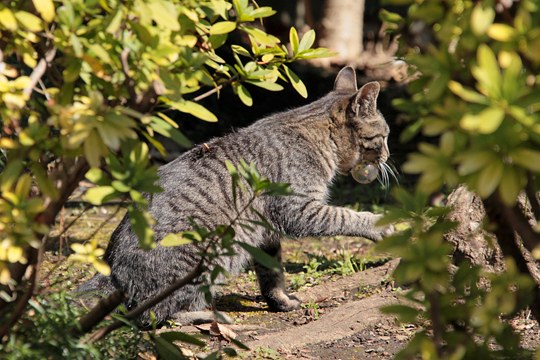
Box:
[81,66,393,325]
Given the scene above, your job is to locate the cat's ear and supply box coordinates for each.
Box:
[334,66,357,91]
[352,81,380,116]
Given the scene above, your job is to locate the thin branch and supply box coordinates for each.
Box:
[85,263,204,343]
[76,290,126,334]
[120,48,138,105]
[484,195,540,324]
[36,157,89,226]
[503,202,540,253]
[23,48,56,99]
[526,172,540,222]
[192,77,236,102]
[0,255,38,339]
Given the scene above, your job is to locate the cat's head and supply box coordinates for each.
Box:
[332,67,392,184]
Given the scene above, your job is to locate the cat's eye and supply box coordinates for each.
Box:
[351,162,378,184]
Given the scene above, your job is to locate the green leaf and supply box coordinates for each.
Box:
[153,335,186,360]
[460,106,504,134]
[210,21,236,35]
[166,100,218,122]
[470,4,494,36]
[0,8,18,31]
[487,23,517,41]
[245,81,283,92]
[84,186,116,205]
[510,148,540,172]
[477,160,503,198]
[282,65,307,98]
[14,11,43,32]
[160,233,192,247]
[148,0,180,31]
[250,6,276,19]
[298,29,315,52]
[106,8,123,34]
[379,9,403,25]
[236,84,253,106]
[150,117,192,148]
[85,168,108,185]
[32,0,55,23]
[473,44,501,98]
[242,26,280,46]
[237,242,280,271]
[381,304,419,323]
[129,207,155,250]
[296,48,337,60]
[31,163,58,199]
[231,45,251,57]
[448,81,488,104]
[289,27,299,54]
[159,331,205,347]
[1,161,23,192]
[457,151,494,176]
[499,166,523,205]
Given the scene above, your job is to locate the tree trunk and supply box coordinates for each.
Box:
[445,185,540,323]
[319,0,364,62]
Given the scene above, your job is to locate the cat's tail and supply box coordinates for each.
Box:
[75,273,116,296]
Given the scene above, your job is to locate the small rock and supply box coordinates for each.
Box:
[376,347,385,353]
[365,348,375,353]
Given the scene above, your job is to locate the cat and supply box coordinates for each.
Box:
[79,66,393,326]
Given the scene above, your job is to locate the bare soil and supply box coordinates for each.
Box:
[43,204,540,359]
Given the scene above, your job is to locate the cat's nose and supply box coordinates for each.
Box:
[363,149,380,162]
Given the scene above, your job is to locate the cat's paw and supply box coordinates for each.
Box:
[366,214,394,242]
[265,291,302,312]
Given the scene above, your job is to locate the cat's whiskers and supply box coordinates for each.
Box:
[377,162,399,188]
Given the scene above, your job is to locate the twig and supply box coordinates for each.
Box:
[85,263,204,343]
[120,48,138,104]
[0,254,38,339]
[77,290,126,334]
[23,48,56,99]
[192,77,236,102]
[503,202,540,253]
[526,172,540,222]
[427,291,443,357]
[484,195,540,324]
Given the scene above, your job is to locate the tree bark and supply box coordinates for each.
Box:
[319,0,365,62]
[445,185,540,323]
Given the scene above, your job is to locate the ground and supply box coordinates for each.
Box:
[42,202,540,359]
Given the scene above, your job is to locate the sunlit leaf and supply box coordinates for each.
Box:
[289,27,299,54]
[282,65,307,98]
[166,100,218,122]
[160,233,192,247]
[470,4,494,35]
[298,29,315,52]
[84,186,116,205]
[236,84,253,106]
[14,11,43,32]
[460,106,504,134]
[210,21,236,35]
[487,23,517,41]
[476,160,503,198]
[448,81,488,104]
[32,0,55,22]
[0,8,18,30]
[499,166,523,205]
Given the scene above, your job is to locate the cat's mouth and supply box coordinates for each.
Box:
[350,161,397,188]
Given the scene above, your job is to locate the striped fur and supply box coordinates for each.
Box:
[82,67,393,325]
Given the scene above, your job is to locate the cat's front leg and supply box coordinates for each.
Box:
[357,212,394,241]
[254,240,301,312]
[278,198,394,241]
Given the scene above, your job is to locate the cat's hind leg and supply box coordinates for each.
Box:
[254,239,301,312]
[171,310,233,325]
